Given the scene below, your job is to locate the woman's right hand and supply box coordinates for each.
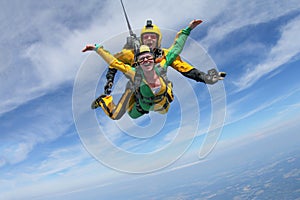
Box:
[82,44,96,52]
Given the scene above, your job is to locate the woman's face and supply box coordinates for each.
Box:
[138,53,154,72]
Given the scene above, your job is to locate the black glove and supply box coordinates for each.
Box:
[104,68,117,95]
[204,69,226,84]
[104,81,113,95]
[181,68,226,84]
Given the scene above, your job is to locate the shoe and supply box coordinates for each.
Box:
[91,94,107,109]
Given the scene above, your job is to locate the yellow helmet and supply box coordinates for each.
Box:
[135,45,153,57]
[140,20,162,48]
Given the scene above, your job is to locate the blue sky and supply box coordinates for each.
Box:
[1,0,300,199]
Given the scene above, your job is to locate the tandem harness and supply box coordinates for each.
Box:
[131,65,173,113]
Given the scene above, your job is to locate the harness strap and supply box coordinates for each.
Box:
[155,99,169,112]
[133,65,172,110]
[134,93,149,114]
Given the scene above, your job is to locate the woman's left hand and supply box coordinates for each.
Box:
[188,19,203,30]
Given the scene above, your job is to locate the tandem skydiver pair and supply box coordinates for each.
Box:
[82,19,226,119]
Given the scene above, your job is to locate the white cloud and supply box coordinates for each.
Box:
[1,89,74,167]
[0,1,115,115]
[0,144,122,200]
[201,0,300,48]
[209,106,300,160]
[234,15,300,90]
[3,142,34,165]
[225,86,300,125]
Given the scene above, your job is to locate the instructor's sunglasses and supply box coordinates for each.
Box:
[142,34,157,40]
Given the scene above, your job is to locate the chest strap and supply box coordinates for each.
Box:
[133,66,170,106]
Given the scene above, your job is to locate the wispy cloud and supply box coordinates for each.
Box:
[0,89,73,167]
[201,0,300,48]
[219,106,300,151]
[0,144,119,200]
[225,86,300,125]
[0,1,121,116]
[2,142,34,165]
[234,15,300,90]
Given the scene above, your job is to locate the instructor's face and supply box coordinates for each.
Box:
[142,33,158,49]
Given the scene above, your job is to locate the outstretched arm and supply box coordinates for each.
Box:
[182,68,226,84]
[82,44,116,65]
[165,20,226,84]
[170,56,226,84]
[82,44,133,75]
[164,19,202,67]
[104,49,135,94]
[188,19,203,30]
